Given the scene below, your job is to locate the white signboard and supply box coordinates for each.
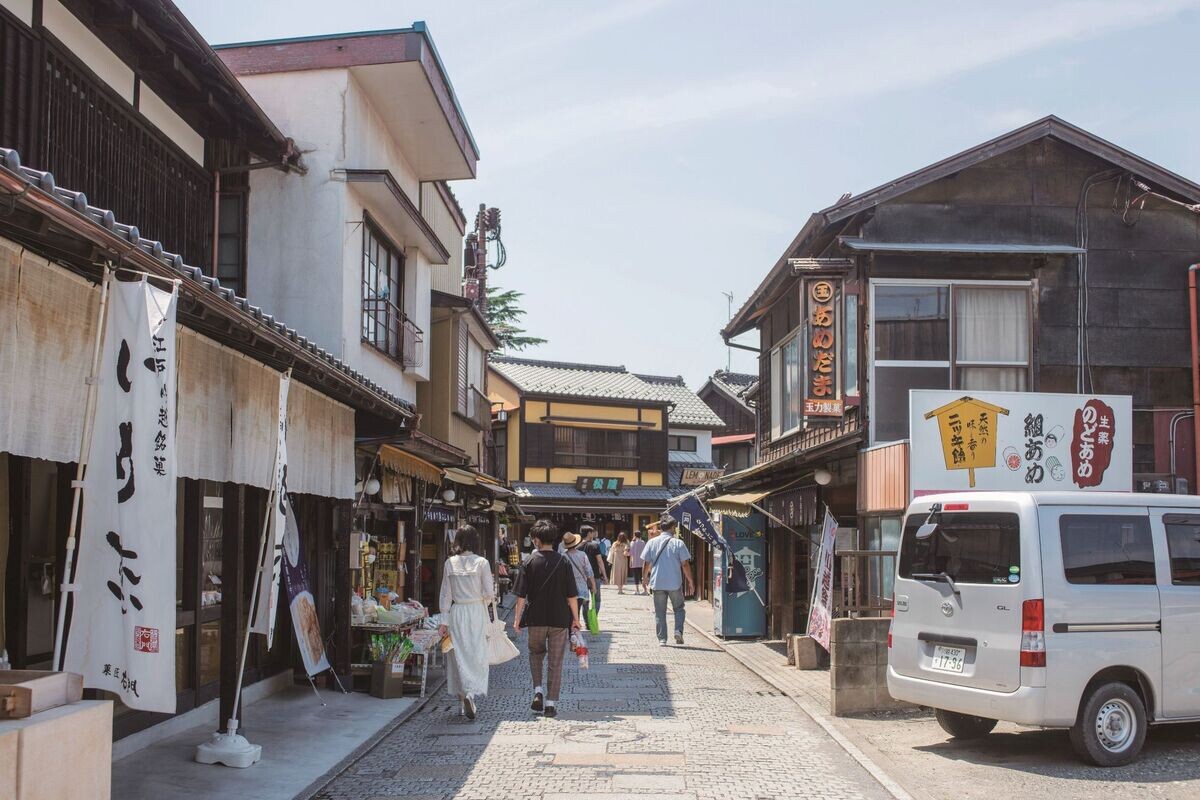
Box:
[909,389,1133,497]
[805,509,838,651]
[250,371,290,648]
[66,279,178,713]
[681,467,724,486]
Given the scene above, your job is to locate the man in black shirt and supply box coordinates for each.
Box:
[514,519,580,718]
[580,524,608,618]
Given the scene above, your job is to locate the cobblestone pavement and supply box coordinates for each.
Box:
[316,589,891,800]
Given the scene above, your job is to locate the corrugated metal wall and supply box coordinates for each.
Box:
[857,441,908,513]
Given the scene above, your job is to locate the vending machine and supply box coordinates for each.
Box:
[711,511,767,638]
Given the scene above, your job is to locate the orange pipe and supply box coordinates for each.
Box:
[1189,264,1200,494]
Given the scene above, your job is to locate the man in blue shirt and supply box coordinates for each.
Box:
[640,516,694,646]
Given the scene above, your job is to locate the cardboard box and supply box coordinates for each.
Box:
[369,661,407,699]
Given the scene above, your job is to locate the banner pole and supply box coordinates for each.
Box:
[53,264,112,672]
[230,485,276,727]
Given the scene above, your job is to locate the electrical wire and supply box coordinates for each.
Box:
[1076,169,1122,394]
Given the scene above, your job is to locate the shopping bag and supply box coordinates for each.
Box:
[486,604,519,666]
[586,593,601,635]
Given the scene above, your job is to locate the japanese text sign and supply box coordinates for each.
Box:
[804,279,842,418]
[806,509,838,651]
[66,278,178,713]
[576,476,624,494]
[909,390,1132,497]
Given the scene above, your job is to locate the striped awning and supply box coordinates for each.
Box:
[379,445,442,485]
[707,491,769,517]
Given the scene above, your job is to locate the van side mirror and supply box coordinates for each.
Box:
[915,522,939,540]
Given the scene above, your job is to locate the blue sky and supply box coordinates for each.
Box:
[180,0,1200,388]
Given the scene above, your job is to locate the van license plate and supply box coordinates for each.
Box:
[931,645,966,673]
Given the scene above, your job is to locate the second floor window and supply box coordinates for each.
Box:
[361,216,410,364]
[668,434,697,452]
[871,281,1031,443]
[554,427,638,470]
[456,324,488,429]
[216,193,246,297]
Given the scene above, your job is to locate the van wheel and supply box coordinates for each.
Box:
[1069,682,1147,767]
[935,709,997,739]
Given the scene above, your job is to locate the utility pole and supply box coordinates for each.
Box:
[722,291,735,372]
[465,203,503,313]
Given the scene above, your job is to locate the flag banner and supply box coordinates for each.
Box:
[250,371,290,648]
[666,495,729,550]
[281,492,330,676]
[806,508,839,651]
[726,555,750,595]
[66,279,178,712]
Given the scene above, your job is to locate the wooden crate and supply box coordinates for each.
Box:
[0,671,84,719]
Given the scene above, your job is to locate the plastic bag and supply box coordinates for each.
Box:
[586,593,600,635]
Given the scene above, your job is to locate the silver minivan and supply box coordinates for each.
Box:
[887,491,1200,766]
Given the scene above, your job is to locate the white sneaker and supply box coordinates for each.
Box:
[659,640,668,646]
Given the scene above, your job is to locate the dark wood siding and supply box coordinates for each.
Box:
[638,428,667,474]
[525,422,555,468]
[698,386,755,435]
[0,9,37,158]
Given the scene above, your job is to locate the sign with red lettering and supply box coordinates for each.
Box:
[804,279,841,418]
[1071,399,1116,488]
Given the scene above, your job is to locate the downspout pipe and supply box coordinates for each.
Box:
[1188,264,1200,494]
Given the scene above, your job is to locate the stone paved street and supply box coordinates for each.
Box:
[315,589,892,800]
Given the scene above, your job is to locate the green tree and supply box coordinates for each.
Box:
[485,286,547,353]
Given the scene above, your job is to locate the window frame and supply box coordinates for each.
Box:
[770,326,804,440]
[552,427,639,470]
[668,434,698,453]
[1059,513,1157,586]
[1162,513,1200,586]
[360,213,408,364]
[868,278,1034,444]
[215,190,248,297]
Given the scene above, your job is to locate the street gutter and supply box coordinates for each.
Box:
[685,618,918,800]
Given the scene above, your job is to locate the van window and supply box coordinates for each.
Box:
[899,512,1020,585]
[1163,514,1200,586]
[1059,515,1155,585]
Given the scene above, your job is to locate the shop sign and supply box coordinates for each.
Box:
[805,279,842,418]
[65,279,179,713]
[680,467,724,486]
[909,390,1132,496]
[576,476,624,494]
[806,509,838,651]
[424,504,457,524]
[466,511,490,525]
[281,493,331,677]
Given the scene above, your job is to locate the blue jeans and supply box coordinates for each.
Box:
[653,589,685,642]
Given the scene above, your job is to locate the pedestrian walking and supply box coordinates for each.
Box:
[562,532,596,622]
[608,532,631,594]
[580,524,608,617]
[438,525,494,719]
[640,516,694,646]
[513,519,581,719]
[628,531,646,595]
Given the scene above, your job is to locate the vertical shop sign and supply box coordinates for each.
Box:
[250,371,290,648]
[65,279,179,713]
[281,492,331,677]
[804,279,843,418]
[806,508,839,651]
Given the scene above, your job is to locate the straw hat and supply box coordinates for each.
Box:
[562,532,583,549]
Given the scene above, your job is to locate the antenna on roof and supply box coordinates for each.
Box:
[722,291,735,372]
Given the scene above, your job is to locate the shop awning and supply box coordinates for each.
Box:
[444,467,480,485]
[712,432,755,445]
[378,445,443,485]
[707,491,769,517]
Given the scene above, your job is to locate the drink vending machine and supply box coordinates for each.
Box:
[711,511,766,638]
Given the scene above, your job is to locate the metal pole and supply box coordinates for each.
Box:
[54,265,112,671]
[227,485,275,730]
[1189,264,1200,495]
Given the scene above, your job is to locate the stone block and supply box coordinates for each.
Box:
[830,664,876,690]
[830,686,876,716]
[792,635,827,670]
[830,616,890,644]
[8,700,111,800]
[831,641,875,668]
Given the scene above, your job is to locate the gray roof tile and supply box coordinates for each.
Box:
[636,374,725,429]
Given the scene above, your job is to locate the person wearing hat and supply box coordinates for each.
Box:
[562,532,596,624]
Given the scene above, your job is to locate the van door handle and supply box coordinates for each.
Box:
[917,632,977,648]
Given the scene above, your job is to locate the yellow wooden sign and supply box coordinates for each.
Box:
[923,396,1010,487]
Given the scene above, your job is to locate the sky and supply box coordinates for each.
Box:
[180,0,1200,388]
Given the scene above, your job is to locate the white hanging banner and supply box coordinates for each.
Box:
[281,492,331,676]
[805,508,838,652]
[250,371,290,648]
[65,278,178,713]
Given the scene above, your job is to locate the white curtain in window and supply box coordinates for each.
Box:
[959,367,1027,392]
[0,240,98,463]
[230,351,279,488]
[286,381,355,499]
[177,330,235,483]
[955,287,1028,363]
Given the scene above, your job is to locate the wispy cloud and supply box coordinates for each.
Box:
[484,0,1198,167]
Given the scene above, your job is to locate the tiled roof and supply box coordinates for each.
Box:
[668,451,711,465]
[491,356,667,403]
[636,374,726,429]
[708,370,758,413]
[0,148,413,417]
[513,482,675,503]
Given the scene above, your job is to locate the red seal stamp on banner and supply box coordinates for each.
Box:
[134,626,159,653]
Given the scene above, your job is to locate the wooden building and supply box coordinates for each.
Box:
[699,370,758,474]
[710,116,1200,639]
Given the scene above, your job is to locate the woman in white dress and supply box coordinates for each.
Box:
[438,525,494,719]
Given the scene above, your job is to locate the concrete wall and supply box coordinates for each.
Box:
[422,182,465,297]
[669,428,713,462]
[829,617,911,716]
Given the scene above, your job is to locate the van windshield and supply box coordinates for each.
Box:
[899,512,1021,585]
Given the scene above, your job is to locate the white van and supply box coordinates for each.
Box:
[887,491,1200,766]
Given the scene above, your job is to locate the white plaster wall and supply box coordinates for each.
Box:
[43,0,134,102]
[243,70,349,366]
[669,428,713,463]
[342,74,421,196]
[0,0,33,25]
[421,183,464,297]
[138,86,204,166]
